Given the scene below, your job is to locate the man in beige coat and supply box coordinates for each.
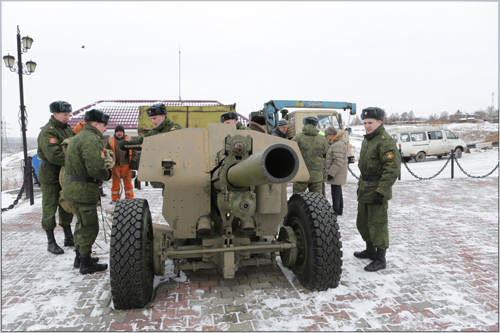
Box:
[324,127,348,216]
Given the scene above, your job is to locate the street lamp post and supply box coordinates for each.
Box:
[3,26,37,205]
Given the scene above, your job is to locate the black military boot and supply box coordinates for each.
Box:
[79,253,108,275]
[63,225,74,246]
[46,229,64,255]
[353,241,376,260]
[73,248,99,269]
[364,248,387,272]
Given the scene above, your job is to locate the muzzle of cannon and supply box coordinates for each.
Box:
[226,143,300,188]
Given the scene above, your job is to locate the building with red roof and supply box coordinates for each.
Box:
[68,100,248,137]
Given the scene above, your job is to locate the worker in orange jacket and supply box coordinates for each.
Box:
[105,125,138,203]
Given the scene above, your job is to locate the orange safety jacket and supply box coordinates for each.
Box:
[108,136,132,164]
[73,121,86,134]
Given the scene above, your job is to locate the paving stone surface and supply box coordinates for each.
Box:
[1,176,498,331]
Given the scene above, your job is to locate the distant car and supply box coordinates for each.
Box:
[387,126,467,162]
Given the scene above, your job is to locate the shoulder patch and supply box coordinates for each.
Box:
[100,151,105,158]
[386,151,394,160]
[170,128,176,131]
[49,138,56,144]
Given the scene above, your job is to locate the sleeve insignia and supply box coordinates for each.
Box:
[170,128,176,131]
[386,151,394,160]
[100,151,105,158]
[387,161,395,165]
[49,138,56,144]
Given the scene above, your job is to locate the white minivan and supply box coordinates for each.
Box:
[387,126,467,162]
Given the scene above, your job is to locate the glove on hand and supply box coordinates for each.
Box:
[104,149,115,169]
[327,175,333,181]
[119,141,129,151]
[372,192,384,205]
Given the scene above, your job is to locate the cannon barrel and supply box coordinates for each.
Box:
[227,143,299,188]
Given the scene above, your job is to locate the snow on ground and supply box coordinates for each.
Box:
[1,148,38,192]
[1,124,498,331]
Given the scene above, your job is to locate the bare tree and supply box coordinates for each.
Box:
[400,111,409,121]
[439,111,449,122]
[350,115,363,125]
[408,110,415,122]
[486,105,499,117]
[474,109,488,119]
[428,113,438,122]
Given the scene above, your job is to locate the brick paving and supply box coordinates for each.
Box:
[1,176,498,331]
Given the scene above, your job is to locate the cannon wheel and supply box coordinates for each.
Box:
[283,192,343,291]
[110,198,154,310]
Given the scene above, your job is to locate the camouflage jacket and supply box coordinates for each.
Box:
[357,125,400,203]
[292,124,329,182]
[62,123,111,204]
[127,117,182,149]
[236,122,250,130]
[37,116,75,184]
[105,135,138,166]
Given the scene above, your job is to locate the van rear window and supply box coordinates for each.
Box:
[411,132,426,141]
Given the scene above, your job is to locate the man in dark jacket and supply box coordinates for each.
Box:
[106,125,137,204]
[249,115,267,133]
[123,103,182,151]
[37,101,75,254]
[271,119,288,139]
[292,117,328,194]
[354,107,400,272]
[63,109,111,274]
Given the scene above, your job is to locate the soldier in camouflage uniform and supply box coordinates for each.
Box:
[37,101,75,255]
[62,109,111,274]
[121,103,182,151]
[220,111,250,129]
[354,107,400,272]
[292,117,329,194]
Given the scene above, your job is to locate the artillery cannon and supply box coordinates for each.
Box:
[110,123,343,310]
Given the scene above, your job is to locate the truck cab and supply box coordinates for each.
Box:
[257,100,356,155]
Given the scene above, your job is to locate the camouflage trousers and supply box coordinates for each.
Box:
[41,183,73,231]
[72,201,100,255]
[356,201,389,250]
[293,181,323,195]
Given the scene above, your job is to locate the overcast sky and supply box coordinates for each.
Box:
[1,1,498,136]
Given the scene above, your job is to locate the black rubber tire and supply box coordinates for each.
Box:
[283,192,343,291]
[455,147,463,158]
[110,198,154,310]
[437,155,443,159]
[415,151,426,162]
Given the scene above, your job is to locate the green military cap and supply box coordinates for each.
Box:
[147,103,167,117]
[220,111,238,123]
[302,116,319,126]
[361,107,385,121]
[49,101,72,113]
[84,109,110,125]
